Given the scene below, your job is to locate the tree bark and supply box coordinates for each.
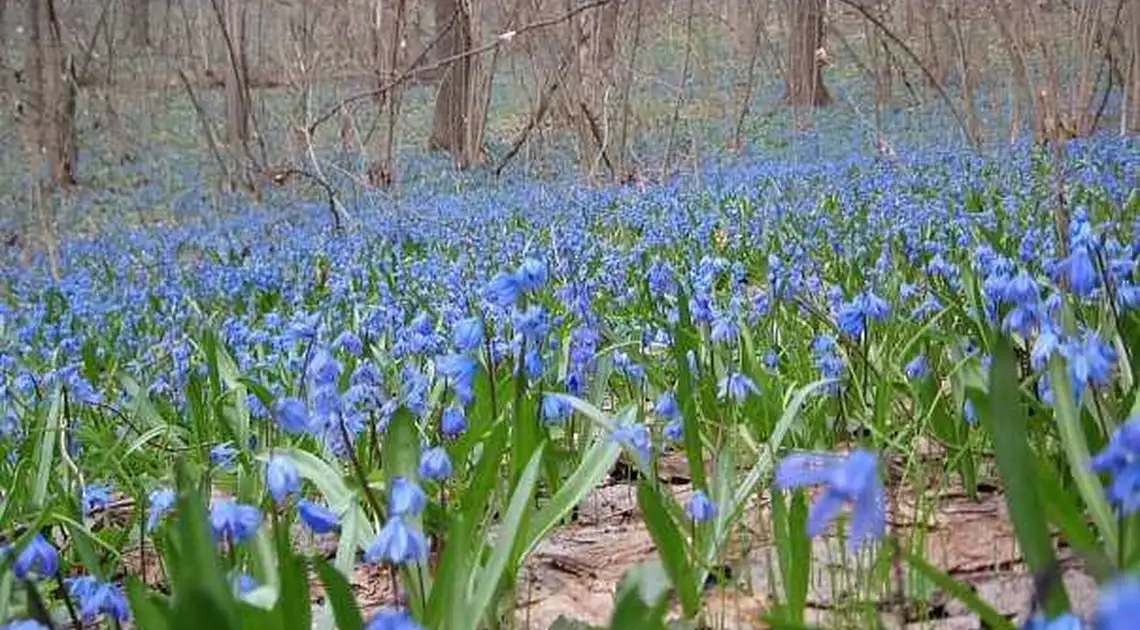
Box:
[128,0,150,48]
[783,0,830,107]
[1128,0,1140,132]
[215,0,256,190]
[429,0,479,166]
[22,0,78,189]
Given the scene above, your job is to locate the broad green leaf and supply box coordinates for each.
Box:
[466,444,545,630]
[33,389,62,508]
[523,422,621,557]
[637,481,699,617]
[979,337,1068,616]
[1050,354,1118,563]
[126,577,173,630]
[317,557,365,630]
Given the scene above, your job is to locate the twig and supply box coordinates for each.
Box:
[308,0,618,137]
[836,0,976,149]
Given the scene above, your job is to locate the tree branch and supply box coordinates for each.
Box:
[308,0,618,137]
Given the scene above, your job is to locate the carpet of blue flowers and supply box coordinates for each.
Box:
[2,134,1140,630]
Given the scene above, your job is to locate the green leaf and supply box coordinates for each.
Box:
[979,337,1069,616]
[772,489,810,623]
[427,513,472,630]
[637,481,698,617]
[33,389,62,509]
[1050,353,1119,562]
[169,461,240,630]
[382,407,421,489]
[465,444,545,630]
[901,547,1015,630]
[126,576,173,630]
[275,546,312,630]
[608,558,672,630]
[524,418,621,556]
[317,557,365,630]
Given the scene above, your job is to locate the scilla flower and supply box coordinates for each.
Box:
[210,500,262,543]
[686,490,716,522]
[297,499,340,534]
[775,448,885,551]
[389,477,426,516]
[266,455,300,504]
[364,518,428,566]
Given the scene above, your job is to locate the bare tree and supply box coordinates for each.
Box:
[784,0,830,107]
[1128,0,1140,132]
[128,0,150,48]
[22,0,78,189]
[429,0,481,166]
[211,0,259,190]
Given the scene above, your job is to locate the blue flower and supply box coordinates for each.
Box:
[0,620,49,630]
[11,533,58,580]
[1095,574,1140,630]
[334,330,364,356]
[297,499,340,534]
[210,500,262,543]
[452,317,484,352]
[686,490,716,522]
[308,348,342,387]
[763,350,779,371]
[1091,417,1140,514]
[718,372,759,402]
[654,391,679,420]
[389,476,426,516]
[266,455,301,504]
[66,575,129,623]
[272,397,310,434]
[231,572,258,596]
[709,314,739,345]
[1058,246,1099,298]
[82,482,113,515]
[513,305,549,341]
[211,441,239,470]
[1061,331,1117,394]
[483,271,521,308]
[441,405,468,437]
[516,258,548,292]
[437,354,478,389]
[612,422,652,466]
[147,487,176,531]
[775,449,885,550]
[542,394,571,424]
[418,446,453,481]
[365,607,424,630]
[904,354,929,380]
[1020,611,1082,630]
[364,517,428,565]
[664,419,683,441]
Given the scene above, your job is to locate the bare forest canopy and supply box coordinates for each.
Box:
[1,0,1138,204]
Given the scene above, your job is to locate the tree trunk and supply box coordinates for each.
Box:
[216,0,255,190]
[128,0,150,48]
[784,0,830,107]
[1128,0,1140,132]
[429,0,479,166]
[22,0,78,189]
[574,0,619,174]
